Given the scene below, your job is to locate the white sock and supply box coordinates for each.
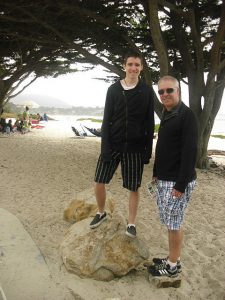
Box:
[127,223,135,227]
[167,259,177,269]
[97,211,105,216]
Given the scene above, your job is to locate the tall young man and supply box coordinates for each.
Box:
[90,51,155,238]
[148,75,198,277]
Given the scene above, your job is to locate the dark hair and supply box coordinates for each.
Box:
[123,51,143,65]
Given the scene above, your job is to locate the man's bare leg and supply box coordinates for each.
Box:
[168,229,183,263]
[95,183,106,213]
[128,190,139,224]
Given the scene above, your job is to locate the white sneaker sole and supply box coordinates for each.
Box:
[125,230,136,238]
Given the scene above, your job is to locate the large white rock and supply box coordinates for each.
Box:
[60,213,150,281]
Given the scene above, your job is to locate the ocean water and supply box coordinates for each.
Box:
[211,114,225,135]
[154,113,225,135]
[48,113,225,151]
[51,113,225,134]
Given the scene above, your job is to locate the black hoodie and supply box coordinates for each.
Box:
[101,80,155,163]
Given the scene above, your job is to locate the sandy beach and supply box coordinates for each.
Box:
[0,121,225,300]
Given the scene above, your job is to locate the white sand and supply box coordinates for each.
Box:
[0,121,225,300]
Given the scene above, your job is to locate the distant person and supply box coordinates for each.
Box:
[0,117,6,133]
[28,116,32,132]
[36,113,43,121]
[22,106,30,130]
[43,113,48,121]
[36,113,41,121]
[23,106,30,123]
[14,118,22,132]
[89,51,155,238]
[147,75,198,278]
[6,119,13,133]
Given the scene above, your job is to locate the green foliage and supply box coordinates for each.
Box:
[154,124,160,133]
[211,135,225,139]
[1,112,17,119]
[77,118,102,123]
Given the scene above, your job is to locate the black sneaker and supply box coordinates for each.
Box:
[125,225,136,238]
[90,212,107,229]
[153,257,182,273]
[148,263,178,278]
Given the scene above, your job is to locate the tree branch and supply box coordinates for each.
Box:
[209,1,225,72]
[147,0,169,75]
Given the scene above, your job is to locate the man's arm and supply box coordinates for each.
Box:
[174,110,198,193]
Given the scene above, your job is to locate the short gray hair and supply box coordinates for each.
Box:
[158,75,179,88]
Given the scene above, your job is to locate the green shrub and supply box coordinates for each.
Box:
[77,118,102,123]
[155,124,160,133]
[1,112,18,119]
[211,134,225,139]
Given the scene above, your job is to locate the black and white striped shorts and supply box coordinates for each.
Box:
[94,150,144,192]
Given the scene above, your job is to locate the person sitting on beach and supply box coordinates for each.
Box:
[36,113,44,121]
[17,118,26,134]
[13,118,22,132]
[6,119,13,133]
[89,51,155,238]
[147,75,198,278]
[36,113,41,121]
[0,117,6,133]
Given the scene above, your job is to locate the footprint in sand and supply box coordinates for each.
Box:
[200,246,216,257]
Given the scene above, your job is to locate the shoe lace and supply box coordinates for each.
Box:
[154,262,167,270]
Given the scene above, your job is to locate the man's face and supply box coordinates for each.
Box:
[158,79,180,111]
[123,57,143,80]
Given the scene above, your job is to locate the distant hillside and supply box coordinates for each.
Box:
[8,94,104,116]
[31,106,104,116]
[12,94,72,109]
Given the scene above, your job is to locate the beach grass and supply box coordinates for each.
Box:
[155,124,160,133]
[1,112,18,119]
[77,117,102,123]
[211,134,225,139]
[76,119,161,133]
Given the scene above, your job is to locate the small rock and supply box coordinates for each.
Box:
[149,274,182,288]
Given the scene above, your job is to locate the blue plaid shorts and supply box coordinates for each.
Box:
[156,180,196,230]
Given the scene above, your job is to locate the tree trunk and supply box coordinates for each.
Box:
[0,79,8,113]
[194,84,224,169]
[196,118,214,169]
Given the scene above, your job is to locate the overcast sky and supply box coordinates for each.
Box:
[19,66,112,108]
[19,66,225,114]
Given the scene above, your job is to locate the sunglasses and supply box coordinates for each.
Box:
[158,88,176,95]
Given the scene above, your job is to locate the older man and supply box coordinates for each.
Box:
[148,75,198,277]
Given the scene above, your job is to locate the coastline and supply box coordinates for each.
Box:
[0,121,225,299]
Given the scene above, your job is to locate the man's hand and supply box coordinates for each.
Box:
[172,188,184,199]
[152,176,157,182]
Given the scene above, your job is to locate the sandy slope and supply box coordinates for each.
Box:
[0,122,224,300]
